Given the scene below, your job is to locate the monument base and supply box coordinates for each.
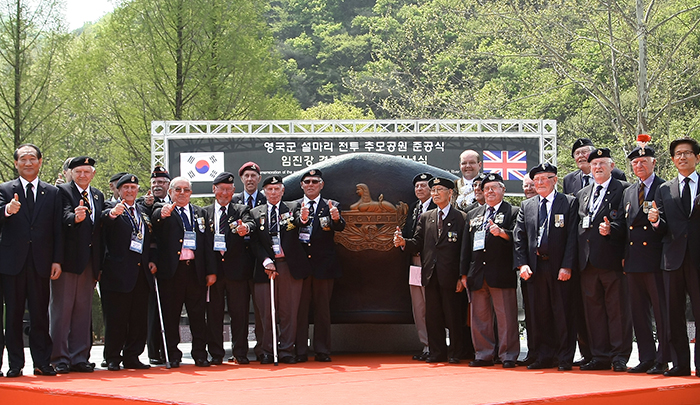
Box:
[322,323,423,353]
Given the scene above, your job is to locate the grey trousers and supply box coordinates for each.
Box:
[470,281,519,362]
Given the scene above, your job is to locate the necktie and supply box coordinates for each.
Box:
[308,200,316,224]
[483,206,495,230]
[269,204,278,235]
[638,182,645,207]
[81,190,92,216]
[437,210,444,237]
[582,175,590,187]
[682,177,692,216]
[538,198,549,255]
[219,206,228,233]
[26,183,35,216]
[589,185,603,216]
[179,207,193,231]
[129,206,140,229]
[247,195,253,209]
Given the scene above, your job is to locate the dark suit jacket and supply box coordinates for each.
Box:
[653,175,700,271]
[402,199,437,238]
[461,201,518,290]
[203,202,255,281]
[513,192,578,273]
[232,191,266,208]
[296,197,346,279]
[0,179,63,277]
[249,201,312,283]
[404,205,467,288]
[576,178,629,272]
[100,202,156,292]
[620,175,665,272]
[59,182,104,278]
[152,203,212,284]
[563,168,627,195]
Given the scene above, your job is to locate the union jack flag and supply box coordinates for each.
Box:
[482,150,527,180]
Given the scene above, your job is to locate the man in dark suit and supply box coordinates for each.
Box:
[50,156,104,374]
[0,144,63,377]
[460,173,519,368]
[250,175,312,364]
[402,172,437,361]
[577,148,632,372]
[295,169,346,363]
[231,161,266,362]
[395,177,467,364]
[563,138,627,195]
[648,137,700,377]
[152,176,215,368]
[514,163,578,371]
[107,172,127,203]
[203,172,255,365]
[100,174,156,371]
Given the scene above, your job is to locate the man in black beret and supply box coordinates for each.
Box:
[514,163,578,371]
[50,156,104,374]
[395,176,467,364]
[576,148,632,372]
[202,172,255,365]
[140,166,172,216]
[107,172,127,203]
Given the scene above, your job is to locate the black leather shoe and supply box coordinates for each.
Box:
[527,360,554,370]
[628,360,654,373]
[295,355,308,363]
[227,356,235,362]
[315,353,332,362]
[107,362,121,371]
[235,356,250,365]
[210,357,223,365]
[6,368,23,378]
[412,352,429,361]
[169,360,181,368]
[34,365,57,376]
[573,357,591,367]
[54,363,71,374]
[517,356,536,366]
[280,356,297,364]
[502,360,516,368]
[558,361,573,371]
[425,356,447,363]
[468,359,494,367]
[194,358,211,367]
[149,358,165,365]
[448,357,461,364]
[101,360,108,368]
[647,362,668,375]
[664,366,691,377]
[260,354,274,364]
[70,362,94,373]
[612,360,628,372]
[580,360,611,371]
[123,360,150,370]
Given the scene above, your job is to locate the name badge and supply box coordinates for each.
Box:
[473,229,486,251]
[582,216,591,229]
[213,233,227,252]
[272,235,282,256]
[299,226,311,243]
[554,214,564,227]
[130,238,143,254]
[183,231,197,249]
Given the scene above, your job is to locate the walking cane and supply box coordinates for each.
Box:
[153,274,172,369]
[270,276,279,366]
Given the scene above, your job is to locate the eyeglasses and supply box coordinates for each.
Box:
[533,176,556,183]
[173,187,192,193]
[674,150,696,158]
[302,179,321,185]
[430,187,450,194]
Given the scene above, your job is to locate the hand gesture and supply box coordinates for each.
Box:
[598,216,611,236]
[647,201,659,224]
[160,203,174,218]
[144,189,154,206]
[488,219,501,237]
[393,225,405,247]
[329,200,340,221]
[110,201,126,217]
[75,199,89,223]
[6,193,21,215]
[300,203,309,222]
[236,219,249,236]
[519,265,532,280]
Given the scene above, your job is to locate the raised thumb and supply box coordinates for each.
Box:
[13,193,19,201]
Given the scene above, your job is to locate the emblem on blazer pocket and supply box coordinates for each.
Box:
[320,215,331,231]
[447,231,458,242]
[554,214,564,227]
[495,213,504,224]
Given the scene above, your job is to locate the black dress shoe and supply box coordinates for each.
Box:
[580,360,611,371]
[448,358,460,364]
[468,359,494,367]
[280,356,297,364]
[6,368,23,378]
[558,361,573,371]
[70,362,95,373]
[315,353,332,362]
[628,360,654,373]
[664,366,691,377]
[502,360,516,368]
[55,363,71,374]
[169,360,181,368]
[517,356,536,366]
[210,357,223,365]
[227,356,236,362]
[34,365,57,376]
[235,356,250,365]
[647,362,668,375]
[573,357,591,367]
[260,354,274,364]
[612,360,628,372]
[123,360,151,370]
[149,358,165,365]
[107,362,121,371]
[527,360,554,370]
[194,358,211,367]
[101,360,108,368]
[412,352,429,361]
[295,355,308,363]
[425,356,447,363]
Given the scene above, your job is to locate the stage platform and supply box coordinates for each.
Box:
[1,343,699,404]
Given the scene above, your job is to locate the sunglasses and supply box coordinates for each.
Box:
[302,179,322,185]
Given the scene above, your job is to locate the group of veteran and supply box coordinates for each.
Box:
[0,144,346,378]
[396,137,700,379]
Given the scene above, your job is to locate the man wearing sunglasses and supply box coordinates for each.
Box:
[295,169,346,363]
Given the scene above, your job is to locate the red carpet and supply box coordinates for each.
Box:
[1,355,699,404]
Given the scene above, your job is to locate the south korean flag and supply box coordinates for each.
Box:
[180,152,225,182]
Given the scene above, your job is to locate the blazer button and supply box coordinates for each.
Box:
[483,249,486,252]
[222,258,225,262]
[643,242,647,246]
[629,226,633,230]
[630,242,633,245]
[643,226,648,230]
[308,243,312,247]
[179,239,183,243]
[137,263,141,266]
[308,255,312,258]
[89,244,92,248]
[483,262,486,265]
[177,251,181,255]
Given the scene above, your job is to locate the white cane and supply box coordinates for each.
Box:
[270,276,279,366]
[153,274,172,369]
